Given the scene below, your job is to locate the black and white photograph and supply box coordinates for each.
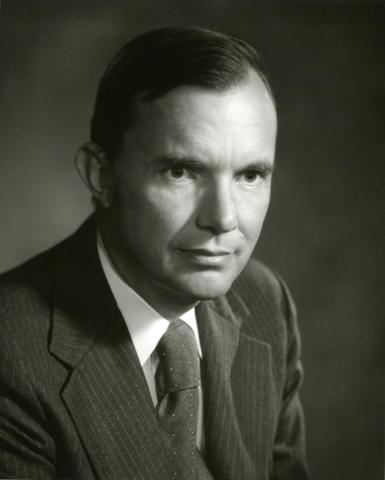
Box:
[0,1,384,479]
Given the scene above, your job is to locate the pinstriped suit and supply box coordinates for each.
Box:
[0,216,308,479]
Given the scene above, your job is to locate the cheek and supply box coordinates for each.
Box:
[117,185,193,248]
[237,192,271,241]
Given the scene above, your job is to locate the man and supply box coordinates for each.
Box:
[0,26,308,479]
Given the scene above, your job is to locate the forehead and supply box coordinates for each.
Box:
[122,72,277,161]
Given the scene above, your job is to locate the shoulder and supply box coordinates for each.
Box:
[0,241,65,363]
[229,257,300,364]
[231,256,296,322]
[0,216,94,332]
[0,217,99,400]
[0,243,59,319]
[0,234,70,313]
[0,217,88,367]
[0,214,97,355]
[0,218,96,394]
[228,258,303,398]
[233,256,284,302]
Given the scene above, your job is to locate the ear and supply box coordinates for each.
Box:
[75,142,114,208]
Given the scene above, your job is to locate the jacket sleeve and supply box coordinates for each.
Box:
[0,345,56,479]
[270,278,309,480]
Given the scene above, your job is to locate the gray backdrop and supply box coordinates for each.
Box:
[1,1,384,479]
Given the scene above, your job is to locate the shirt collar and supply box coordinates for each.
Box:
[96,231,202,366]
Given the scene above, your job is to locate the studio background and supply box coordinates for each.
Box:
[1,1,384,479]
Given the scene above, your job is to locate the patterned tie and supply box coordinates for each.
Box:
[156,319,212,480]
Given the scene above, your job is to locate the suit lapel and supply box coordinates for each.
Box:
[49,218,170,480]
[60,325,171,480]
[197,291,274,480]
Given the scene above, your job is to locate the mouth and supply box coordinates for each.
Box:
[177,248,233,267]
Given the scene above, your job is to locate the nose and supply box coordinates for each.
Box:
[196,180,238,234]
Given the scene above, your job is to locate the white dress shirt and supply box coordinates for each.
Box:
[96,233,205,452]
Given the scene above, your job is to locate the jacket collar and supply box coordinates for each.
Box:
[49,215,119,368]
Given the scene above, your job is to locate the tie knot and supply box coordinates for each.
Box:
[156,320,200,397]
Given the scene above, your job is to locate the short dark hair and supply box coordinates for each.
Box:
[91,25,274,161]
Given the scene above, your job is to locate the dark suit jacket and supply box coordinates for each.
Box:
[0,217,308,479]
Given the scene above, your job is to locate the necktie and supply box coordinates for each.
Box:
[156,319,212,479]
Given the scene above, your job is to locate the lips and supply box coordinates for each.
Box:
[177,248,233,267]
[181,248,232,256]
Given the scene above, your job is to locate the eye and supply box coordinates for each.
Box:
[163,164,196,181]
[168,166,186,179]
[241,169,262,183]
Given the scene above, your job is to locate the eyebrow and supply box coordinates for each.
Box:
[150,153,274,174]
[150,154,203,170]
[248,161,274,176]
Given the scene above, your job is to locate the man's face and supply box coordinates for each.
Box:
[102,72,277,308]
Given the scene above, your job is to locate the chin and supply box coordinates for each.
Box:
[175,271,235,301]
